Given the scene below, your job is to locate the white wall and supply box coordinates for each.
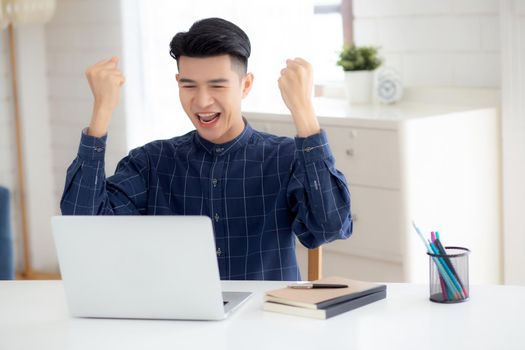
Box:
[0,33,14,185]
[0,30,20,270]
[45,0,128,214]
[353,0,500,89]
[1,25,57,273]
[500,0,525,285]
[0,0,128,273]
[15,25,57,272]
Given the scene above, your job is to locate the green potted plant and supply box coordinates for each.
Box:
[337,45,383,104]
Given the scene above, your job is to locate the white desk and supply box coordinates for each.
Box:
[0,281,523,350]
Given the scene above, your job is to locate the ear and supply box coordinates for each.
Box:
[241,73,254,99]
[175,73,180,82]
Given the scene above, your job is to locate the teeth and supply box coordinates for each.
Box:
[197,112,220,123]
[197,113,218,118]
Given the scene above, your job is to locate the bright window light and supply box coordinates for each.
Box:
[122,0,344,149]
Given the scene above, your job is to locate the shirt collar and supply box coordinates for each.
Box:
[193,117,253,156]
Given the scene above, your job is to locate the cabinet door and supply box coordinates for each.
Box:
[325,185,403,263]
[323,126,401,190]
[248,120,401,190]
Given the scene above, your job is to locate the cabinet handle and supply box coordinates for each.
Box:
[346,149,355,156]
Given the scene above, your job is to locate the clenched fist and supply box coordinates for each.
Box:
[85,56,125,137]
[278,58,320,137]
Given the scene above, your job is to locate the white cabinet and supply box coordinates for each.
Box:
[244,98,501,284]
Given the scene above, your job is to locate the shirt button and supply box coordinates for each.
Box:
[215,147,224,153]
[216,248,222,257]
[214,213,220,222]
[95,147,104,152]
[212,178,218,187]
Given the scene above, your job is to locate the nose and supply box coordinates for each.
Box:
[195,87,214,108]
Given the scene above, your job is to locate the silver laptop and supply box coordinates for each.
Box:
[51,215,252,321]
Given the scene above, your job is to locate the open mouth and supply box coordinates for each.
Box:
[196,112,221,127]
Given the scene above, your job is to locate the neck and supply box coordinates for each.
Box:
[209,117,246,145]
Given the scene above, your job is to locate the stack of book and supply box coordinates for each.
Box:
[262,276,387,320]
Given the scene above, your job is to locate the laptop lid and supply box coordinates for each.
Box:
[52,215,245,320]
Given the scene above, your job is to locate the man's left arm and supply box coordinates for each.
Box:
[279,58,353,248]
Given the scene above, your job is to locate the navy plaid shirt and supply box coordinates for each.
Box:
[60,120,352,281]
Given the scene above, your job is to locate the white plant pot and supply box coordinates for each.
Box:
[344,70,374,104]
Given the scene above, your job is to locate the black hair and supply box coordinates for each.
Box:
[169,17,251,76]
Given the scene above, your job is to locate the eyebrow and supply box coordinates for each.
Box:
[178,78,230,84]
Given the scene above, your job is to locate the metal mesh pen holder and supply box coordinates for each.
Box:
[427,246,470,303]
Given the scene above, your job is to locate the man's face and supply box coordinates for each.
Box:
[176,55,253,144]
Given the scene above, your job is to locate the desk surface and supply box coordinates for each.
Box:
[1,281,523,350]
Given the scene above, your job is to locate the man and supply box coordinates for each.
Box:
[61,18,352,281]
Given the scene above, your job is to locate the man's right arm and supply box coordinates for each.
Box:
[85,56,125,138]
[60,56,150,215]
[60,129,150,215]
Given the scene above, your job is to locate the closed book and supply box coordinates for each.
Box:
[263,289,387,320]
[264,276,386,310]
